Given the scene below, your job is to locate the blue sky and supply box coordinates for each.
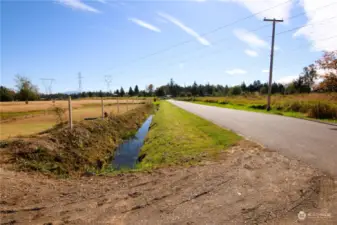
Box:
[1,0,336,93]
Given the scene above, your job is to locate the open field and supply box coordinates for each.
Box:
[178,93,337,123]
[138,101,241,169]
[0,98,146,114]
[0,100,144,140]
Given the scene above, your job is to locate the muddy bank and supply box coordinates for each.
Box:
[0,104,153,177]
[0,140,336,224]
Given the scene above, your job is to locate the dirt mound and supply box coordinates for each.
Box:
[0,104,153,177]
[1,140,336,224]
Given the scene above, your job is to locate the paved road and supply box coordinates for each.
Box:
[169,100,337,177]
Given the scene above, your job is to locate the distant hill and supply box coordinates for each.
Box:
[63,91,79,95]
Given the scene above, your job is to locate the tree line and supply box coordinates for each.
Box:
[1,51,336,102]
[0,76,155,102]
[154,51,336,97]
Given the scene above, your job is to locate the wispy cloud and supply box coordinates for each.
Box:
[129,18,161,33]
[234,29,268,49]
[57,0,100,13]
[262,69,269,73]
[96,0,106,3]
[294,0,337,51]
[157,12,211,46]
[277,75,298,84]
[219,0,293,20]
[226,69,247,75]
[245,49,258,57]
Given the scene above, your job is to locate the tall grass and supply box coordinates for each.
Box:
[178,93,337,120]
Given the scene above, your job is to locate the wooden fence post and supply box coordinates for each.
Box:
[68,96,73,130]
[117,96,120,114]
[126,97,128,112]
[101,97,104,119]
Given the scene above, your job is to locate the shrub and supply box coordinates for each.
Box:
[204,99,217,103]
[308,102,337,119]
[249,104,267,110]
[287,101,302,112]
[52,106,66,123]
[218,100,229,105]
[283,101,310,113]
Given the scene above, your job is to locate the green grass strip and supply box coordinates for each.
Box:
[138,101,241,169]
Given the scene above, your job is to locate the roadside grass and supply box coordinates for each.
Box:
[178,94,337,124]
[189,101,337,124]
[137,101,241,170]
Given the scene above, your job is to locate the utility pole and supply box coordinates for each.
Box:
[68,96,73,130]
[264,18,283,111]
[101,97,104,119]
[40,78,55,95]
[104,75,112,93]
[78,72,83,93]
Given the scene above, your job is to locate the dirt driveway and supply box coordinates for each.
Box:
[1,141,336,225]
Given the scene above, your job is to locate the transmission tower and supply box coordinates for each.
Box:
[40,78,55,95]
[78,72,83,93]
[105,75,112,93]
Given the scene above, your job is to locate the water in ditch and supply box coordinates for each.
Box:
[112,115,153,170]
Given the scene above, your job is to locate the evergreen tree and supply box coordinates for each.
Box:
[191,81,198,96]
[240,82,247,92]
[128,87,134,96]
[155,87,165,97]
[120,87,125,97]
[134,85,139,96]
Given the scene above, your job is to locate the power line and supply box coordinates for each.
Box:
[276,16,337,36]
[274,35,337,59]
[99,0,335,83]
[167,2,337,66]
[102,0,293,74]
[163,14,337,70]
[115,1,335,75]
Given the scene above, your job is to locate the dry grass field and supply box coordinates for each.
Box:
[184,93,337,106]
[0,98,146,113]
[178,93,337,122]
[0,99,146,140]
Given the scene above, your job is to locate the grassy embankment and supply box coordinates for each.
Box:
[177,93,337,124]
[137,101,241,170]
[0,104,154,177]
